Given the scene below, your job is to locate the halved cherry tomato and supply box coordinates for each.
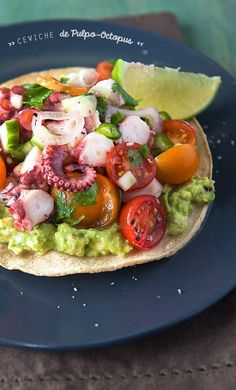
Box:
[51,174,120,228]
[119,195,167,249]
[36,76,88,96]
[155,144,199,185]
[163,120,196,145]
[106,143,156,191]
[96,61,114,81]
[0,156,7,189]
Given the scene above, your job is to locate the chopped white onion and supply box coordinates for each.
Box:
[105,105,163,133]
[62,94,97,117]
[32,111,85,147]
[66,69,98,87]
[10,94,23,109]
[117,171,137,191]
[122,178,163,203]
[90,79,125,106]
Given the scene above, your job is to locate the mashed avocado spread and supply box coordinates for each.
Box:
[0,204,132,256]
[0,176,215,256]
[162,176,215,235]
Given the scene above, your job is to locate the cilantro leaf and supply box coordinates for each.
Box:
[139,144,150,160]
[127,149,143,166]
[97,96,107,118]
[54,183,99,225]
[111,82,139,108]
[55,190,75,221]
[73,183,99,206]
[23,84,53,109]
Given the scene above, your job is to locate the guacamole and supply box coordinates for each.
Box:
[0,207,132,257]
[162,176,215,235]
[0,176,215,257]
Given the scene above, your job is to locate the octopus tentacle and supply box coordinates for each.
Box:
[41,145,96,192]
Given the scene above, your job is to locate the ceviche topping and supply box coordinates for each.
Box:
[0,59,216,257]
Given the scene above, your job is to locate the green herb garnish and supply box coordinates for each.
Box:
[23,84,53,109]
[54,183,99,225]
[55,191,75,221]
[139,144,150,159]
[111,82,139,108]
[73,183,99,206]
[97,96,107,118]
[127,149,143,166]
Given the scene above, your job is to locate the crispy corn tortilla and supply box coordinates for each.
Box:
[0,69,212,276]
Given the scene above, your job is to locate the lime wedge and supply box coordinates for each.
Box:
[112,59,221,119]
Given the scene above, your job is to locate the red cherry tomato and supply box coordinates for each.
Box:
[96,61,114,81]
[119,195,167,249]
[106,143,156,191]
[17,108,38,131]
[163,120,196,145]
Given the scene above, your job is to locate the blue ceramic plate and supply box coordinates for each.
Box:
[0,20,235,350]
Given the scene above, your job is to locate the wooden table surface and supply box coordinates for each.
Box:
[0,0,235,77]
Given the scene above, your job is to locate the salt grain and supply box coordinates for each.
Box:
[216,139,221,144]
[217,155,222,160]
[177,289,182,295]
[57,305,60,309]
[94,323,99,328]
[73,287,78,292]
[82,303,87,307]
[110,282,115,286]
[20,291,23,296]
[231,140,235,146]
[142,49,149,55]
[72,295,75,299]
[156,295,161,299]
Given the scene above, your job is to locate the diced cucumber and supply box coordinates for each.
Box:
[0,119,20,152]
[8,141,34,161]
[31,136,44,150]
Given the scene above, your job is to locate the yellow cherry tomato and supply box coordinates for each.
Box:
[155,144,199,184]
[51,174,120,228]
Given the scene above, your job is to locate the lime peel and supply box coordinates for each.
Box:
[112,59,221,119]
